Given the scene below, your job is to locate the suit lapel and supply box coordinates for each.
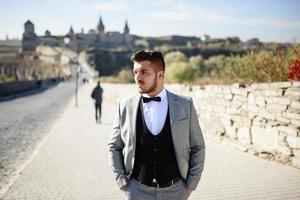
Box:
[129,95,141,152]
[167,91,179,144]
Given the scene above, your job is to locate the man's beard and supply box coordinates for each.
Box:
[138,75,158,94]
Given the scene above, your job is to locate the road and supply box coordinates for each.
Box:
[0,81,76,191]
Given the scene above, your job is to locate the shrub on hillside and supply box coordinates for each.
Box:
[164,51,188,66]
[117,67,134,83]
[165,62,198,83]
[222,44,300,83]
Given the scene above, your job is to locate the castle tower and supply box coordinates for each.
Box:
[45,30,51,37]
[122,20,132,46]
[23,20,37,38]
[68,25,75,38]
[123,20,129,35]
[22,20,38,51]
[97,16,105,33]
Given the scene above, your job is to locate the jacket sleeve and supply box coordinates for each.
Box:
[108,102,128,188]
[186,99,206,190]
[91,89,95,99]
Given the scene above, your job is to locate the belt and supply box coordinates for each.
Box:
[134,177,181,188]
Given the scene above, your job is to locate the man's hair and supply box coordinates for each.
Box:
[130,50,165,71]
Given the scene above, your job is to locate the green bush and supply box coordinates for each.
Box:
[116,67,134,83]
[164,51,188,66]
[165,62,198,83]
[221,44,300,83]
[0,75,16,83]
[189,55,205,76]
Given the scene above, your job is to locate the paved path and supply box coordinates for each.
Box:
[1,83,300,200]
[0,81,75,191]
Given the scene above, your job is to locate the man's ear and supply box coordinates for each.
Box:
[158,71,164,80]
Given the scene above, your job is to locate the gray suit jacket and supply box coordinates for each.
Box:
[108,90,205,190]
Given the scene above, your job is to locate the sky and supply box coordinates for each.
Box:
[0,0,300,43]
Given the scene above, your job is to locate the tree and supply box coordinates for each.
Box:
[189,55,205,77]
[164,51,188,66]
[165,62,198,83]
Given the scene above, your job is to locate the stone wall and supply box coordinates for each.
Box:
[102,82,300,168]
[0,78,64,98]
[180,82,300,169]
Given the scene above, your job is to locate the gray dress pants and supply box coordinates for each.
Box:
[122,179,191,200]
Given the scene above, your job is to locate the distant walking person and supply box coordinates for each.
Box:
[91,81,103,123]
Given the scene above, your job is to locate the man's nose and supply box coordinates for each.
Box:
[135,72,141,79]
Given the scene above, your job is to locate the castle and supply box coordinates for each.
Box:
[22,16,133,52]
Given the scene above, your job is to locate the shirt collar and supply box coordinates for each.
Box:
[142,88,167,101]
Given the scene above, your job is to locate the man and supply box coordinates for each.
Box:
[91,81,103,123]
[108,50,205,200]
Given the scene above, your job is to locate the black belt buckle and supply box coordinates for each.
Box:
[151,178,159,188]
[152,177,181,188]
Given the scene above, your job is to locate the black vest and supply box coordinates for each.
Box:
[132,100,180,185]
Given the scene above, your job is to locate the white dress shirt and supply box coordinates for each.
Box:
[142,88,168,135]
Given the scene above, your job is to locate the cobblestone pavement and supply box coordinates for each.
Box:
[0,81,75,192]
[1,83,300,200]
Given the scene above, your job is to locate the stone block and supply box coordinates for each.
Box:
[237,127,251,145]
[203,118,225,136]
[247,94,256,104]
[267,97,291,105]
[277,145,292,156]
[250,83,258,91]
[225,126,237,139]
[256,83,271,90]
[286,136,300,148]
[233,96,247,104]
[266,121,285,128]
[266,104,287,113]
[293,149,300,158]
[227,106,239,114]
[251,127,279,152]
[231,83,241,89]
[252,121,265,128]
[222,86,232,94]
[266,89,284,97]
[291,101,300,109]
[232,89,248,97]
[221,116,233,126]
[256,96,266,106]
[276,126,298,136]
[278,134,288,146]
[270,82,292,89]
[247,104,259,115]
[252,117,267,127]
[292,81,300,88]
[282,112,300,120]
[224,94,233,100]
[258,110,276,120]
[291,119,300,127]
[287,107,300,114]
[275,114,290,124]
[252,89,283,97]
[292,157,300,169]
[285,88,300,97]
[212,86,222,93]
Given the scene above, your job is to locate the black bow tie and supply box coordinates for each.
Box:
[142,96,161,103]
